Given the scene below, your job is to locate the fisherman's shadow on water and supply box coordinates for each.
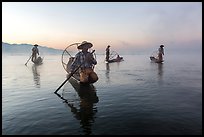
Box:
[54,80,99,135]
[105,63,110,83]
[32,64,41,88]
[150,62,164,83]
[158,63,163,78]
[105,61,123,84]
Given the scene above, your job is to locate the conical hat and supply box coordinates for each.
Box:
[77,41,93,49]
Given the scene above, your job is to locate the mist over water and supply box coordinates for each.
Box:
[2,51,202,135]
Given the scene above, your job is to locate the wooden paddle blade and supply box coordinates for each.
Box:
[25,55,32,66]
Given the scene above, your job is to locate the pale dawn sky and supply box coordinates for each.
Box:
[2,2,202,53]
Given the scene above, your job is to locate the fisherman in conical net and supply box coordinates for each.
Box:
[70,41,98,83]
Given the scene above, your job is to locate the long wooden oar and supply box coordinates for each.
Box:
[54,50,95,93]
[25,55,32,66]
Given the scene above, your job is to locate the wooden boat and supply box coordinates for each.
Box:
[106,56,124,63]
[55,80,99,108]
[150,56,163,63]
[150,51,163,63]
[106,51,124,63]
[33,56,43,65]
[68,74,98,104]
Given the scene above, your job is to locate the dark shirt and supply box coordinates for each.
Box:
[70,51,97,71]
[32,46,39,55]
[106,47,110,61]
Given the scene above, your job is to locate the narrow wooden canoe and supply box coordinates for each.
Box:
[105,57,124,63]
[68,74,98,103]
[150,56,163,63]
[106,50,124,63]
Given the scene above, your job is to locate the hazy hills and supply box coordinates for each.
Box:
[2,42,63,55]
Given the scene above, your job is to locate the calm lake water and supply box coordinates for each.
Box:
[2,52,202,135]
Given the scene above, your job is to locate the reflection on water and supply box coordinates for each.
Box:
[150,62,164,83]
[55,78,99,135]
[105,63,110,82]
[32,64,40,88]
[2,54,202,135]
[157,63,163,81]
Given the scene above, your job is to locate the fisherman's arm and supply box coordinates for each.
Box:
[87,53,97,65]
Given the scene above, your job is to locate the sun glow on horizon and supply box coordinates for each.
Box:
[2,2,202,53]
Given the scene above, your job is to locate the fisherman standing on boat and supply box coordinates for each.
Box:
[105,45,111,62]
[158,45,164,62]
[70,41,98,84]
[31,44,39,62]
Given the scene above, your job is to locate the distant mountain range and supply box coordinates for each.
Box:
[2,42,63,55]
